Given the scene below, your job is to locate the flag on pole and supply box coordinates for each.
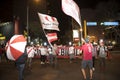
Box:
[62,0,81,26]
[38,13,59,31]
[46,33,58,42]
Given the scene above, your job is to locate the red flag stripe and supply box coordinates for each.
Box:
[47,33,58,42]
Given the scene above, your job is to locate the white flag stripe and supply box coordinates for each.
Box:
[38,13,59,31]
[62,0,81,26]
[47,33,58,42]
[48,36,57,40]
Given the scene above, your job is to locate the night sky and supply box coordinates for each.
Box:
[0,0,120,22]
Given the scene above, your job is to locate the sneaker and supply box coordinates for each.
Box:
[41,62,43,64]
[92,67,95,71]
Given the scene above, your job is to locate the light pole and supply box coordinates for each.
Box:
[26,5,29,43]
[26,0,40,44]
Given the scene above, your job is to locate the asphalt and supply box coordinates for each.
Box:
[0,52,120,80]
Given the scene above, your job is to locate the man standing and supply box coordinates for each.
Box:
[40,46,48,64]
[81,38,93,80]
[92,43,97,71]
[26,45,35,70]
[68,45,75,63]
[97,39,108,72]
[15,47,27,80]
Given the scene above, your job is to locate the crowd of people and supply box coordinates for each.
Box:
[0,38,111,80]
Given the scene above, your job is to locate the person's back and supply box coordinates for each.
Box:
[69,46,74,54]
[40,47,47,56]
[15,49,27,80]
[27,46,34,58]
[15,52,27,64]
[80,38,93,80]
[81,43,93,60]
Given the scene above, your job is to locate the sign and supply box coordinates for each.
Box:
[87,22,97,26]
[0,36,5,40]
[102,22,119,26]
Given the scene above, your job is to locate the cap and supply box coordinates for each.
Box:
[85,37,89,43]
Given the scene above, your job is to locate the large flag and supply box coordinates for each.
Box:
[62,0,81,26]
[46,33,58,42]
[38,13,59,31]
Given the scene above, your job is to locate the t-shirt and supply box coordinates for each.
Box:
[81,43,93,60]
[40,47,48,55]
[69,46,74,54]
[27,46,34,58]
[97,45,107,58]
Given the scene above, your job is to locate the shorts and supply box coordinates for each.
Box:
[81,60,93,69]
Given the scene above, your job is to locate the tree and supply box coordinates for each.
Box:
[95,0,120,22]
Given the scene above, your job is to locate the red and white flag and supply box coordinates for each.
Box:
[46,33,58,42]
[38,13,59,31]
[62,0,81,26]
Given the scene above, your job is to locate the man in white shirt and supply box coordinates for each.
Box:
[40,46,48,64]
[27,45,35,69]
[68,45,75,63]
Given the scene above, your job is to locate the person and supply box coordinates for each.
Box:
[97,39,108,72]
[40,46,48,64]
[15,46,27,80]
[48,44,58,67]
[80,38,93,80]
[0,45,4,63]
[92,42,98,71]
[53,44,58,65]
[48,46,54,65]
[26,45,35,70]
[68,45,75,63]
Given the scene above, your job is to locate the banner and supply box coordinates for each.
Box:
[62,0,81,26]
[38,13,59,31]
[46,33,58,42]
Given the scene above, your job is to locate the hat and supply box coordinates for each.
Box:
[85,38,89,43]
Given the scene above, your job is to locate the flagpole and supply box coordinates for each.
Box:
[41,25,56,56]
[79,13,83,45]
[38,13,54,48]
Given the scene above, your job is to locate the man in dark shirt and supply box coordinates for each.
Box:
[15,48,27,80]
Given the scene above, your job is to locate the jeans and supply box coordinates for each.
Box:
[48,54,57,68]
[99,57,106,68]
[16,63,25,80]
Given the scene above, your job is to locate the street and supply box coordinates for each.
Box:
[0,51,120,80]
